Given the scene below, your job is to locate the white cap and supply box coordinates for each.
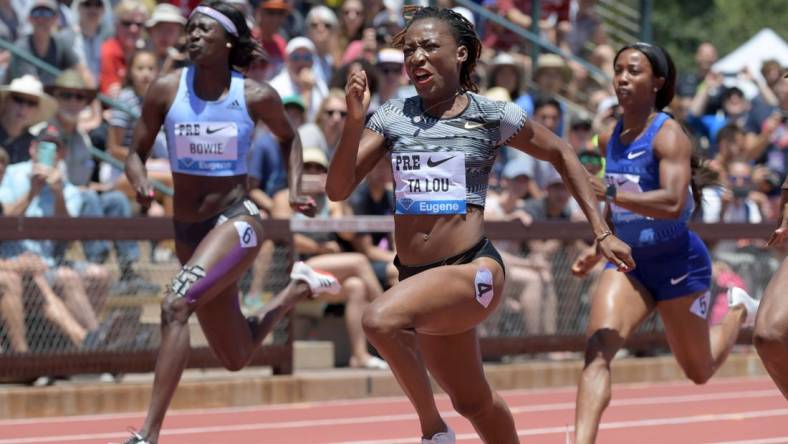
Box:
[146,3,186,28]
[377,48,404,65]
[452,6,475,28]
[286,36,316,56]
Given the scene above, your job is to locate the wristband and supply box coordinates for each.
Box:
[605,183,617,202]
[595,230,613,243]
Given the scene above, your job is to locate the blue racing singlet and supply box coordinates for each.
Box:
[165,67,254,176]
[605,112,694,248]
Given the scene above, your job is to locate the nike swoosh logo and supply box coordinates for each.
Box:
[427,156,455,168]
[670,273,689,285]
[464,121,488,130]
[627,151,646,160]
[206,125,232,135]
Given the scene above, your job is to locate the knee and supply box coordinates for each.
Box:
[102,191,132,216]
[221,356,248,372]
[451,392,494,421]
[753,319,788,354]
[684,367,712,385]
[584,329,624,364]
[83,264,110,282]
[343,277,366,300]
[362,304,404,337]
[55,267,80,286]
[0,271,22,294]
[160,294,190,326]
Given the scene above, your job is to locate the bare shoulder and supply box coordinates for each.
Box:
[145,69,181,107]
[653,117,691,158]
[244,78,280,106]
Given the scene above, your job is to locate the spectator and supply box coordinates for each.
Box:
[372,48,406,109]
[337,0,365,63]
[315,88,347,154]
[270,36,328,123]
[487,52,527,103]
[5,0,89,86]
[568,0,606,57]
[0,0,26,78]
[0,125,111,341]
[305,5,339,86]
[678,42,721,115]
[708,124,746,175]
[253,0,290,81]
[0,75,58,164]
[702,159,769,225]
[745,74,787,176]
[145,3,187,75]
[57,0,112,83]
[290,146,387,370]
[99,0,148,97]
[516,54,571,136]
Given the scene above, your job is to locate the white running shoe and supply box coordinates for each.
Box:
[290,261,341,296]
[422,427,455,444]
[727,286,759,328]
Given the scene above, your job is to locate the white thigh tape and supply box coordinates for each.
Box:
[475,266,494,308]
[234,220,258,248]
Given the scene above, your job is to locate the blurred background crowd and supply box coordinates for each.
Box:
[0,0,785,369]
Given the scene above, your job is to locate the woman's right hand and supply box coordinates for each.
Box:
[345,68,371,122]
[134,179,155,211]
[571,246,602,278]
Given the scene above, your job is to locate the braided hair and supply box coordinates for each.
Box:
[189,0,265,70]
[392,6,481,93]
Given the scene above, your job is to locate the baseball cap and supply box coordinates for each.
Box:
[146,3,186,28]
[282,94,305,111]
[286,37,316,56]
[377,48,404,66]
[502,159,533,180]
[258,0,290,11]
[31,0,58,12]
[303,146,328,169]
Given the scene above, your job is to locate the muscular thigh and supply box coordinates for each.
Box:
[586,269,655,338]
[757,258,788,332]
[305,252,369,282]
[173,215,264,310]
[656,290,712,367]
[377,257,504,335]
[418,329,490,401]
[195,285,251,353]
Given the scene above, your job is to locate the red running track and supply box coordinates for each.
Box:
[1,376,785,443]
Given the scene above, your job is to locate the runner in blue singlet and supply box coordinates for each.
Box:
[570,42,761,444]
[326,7,633,444]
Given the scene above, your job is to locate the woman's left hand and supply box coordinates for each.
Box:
[596,234,636,272]
[290,194,317,217]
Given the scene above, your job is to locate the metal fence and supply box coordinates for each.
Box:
[0,218,780,380]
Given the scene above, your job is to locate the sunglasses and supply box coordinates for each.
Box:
[379,66,402,76]
[120,19,144,28]
[57,91,88,102]
[289,53,313,63]
[30,7,56,19]
[579,154,602,166]
[342,9,362,17]
[10,94,39,107]
[309,21,333,30]
[261,9,287,16]
[80,0,103,8]
[727,175,751,184]
[324,109,347,118]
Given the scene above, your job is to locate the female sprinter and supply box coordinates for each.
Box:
[570,42,760,444]
[754,170,788,399]
[326,7,633,444]
[122,2,339,443]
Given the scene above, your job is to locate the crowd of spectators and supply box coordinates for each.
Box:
[0,0,784,360]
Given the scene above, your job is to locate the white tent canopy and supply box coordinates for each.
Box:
[712,28,788,75]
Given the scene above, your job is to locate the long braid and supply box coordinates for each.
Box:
[392,6,481,93]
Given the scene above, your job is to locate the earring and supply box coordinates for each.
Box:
[226,43,232,49]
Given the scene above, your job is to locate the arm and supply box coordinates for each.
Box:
[325,69,387,201]
[767,179,788,247]
[744,112,781,161]
[246,79,315,217]
[508,119,634,270]
[124,74,175,210]
[609,120,692,219]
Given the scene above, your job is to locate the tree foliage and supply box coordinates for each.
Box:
[651,0,788,74]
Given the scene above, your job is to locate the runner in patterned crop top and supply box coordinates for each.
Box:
[754,162,788,399]
[325,7,632,444]
[569,43,761,444]
[121,2,340,443]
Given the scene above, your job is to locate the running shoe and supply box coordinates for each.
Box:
[727,286,759,328]
[121,429,150,444]
[422,426,455,444]
[290,261,341,296]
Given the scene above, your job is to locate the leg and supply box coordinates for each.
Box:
[0,270,28,352]
[339,276,375,366]
[136,216,266,443]
[575,269,654,444]
[753,258,788,399]
[419,329,518,444]
[54,267,99,331]
[657,290,745,385]
[509,265,544,335]
[99,191,141,267]
[363,257,507,439]
[78,189,112,263]
[33,275,88,346]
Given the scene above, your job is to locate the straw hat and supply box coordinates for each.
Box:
[0,75,58,124]
[303,146,329,169]
[44,69,98,102]
[146,3,186,28]
[535,54,572,83]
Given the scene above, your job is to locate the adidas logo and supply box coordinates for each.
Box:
[318,277,334,288]
[228,99,242,110]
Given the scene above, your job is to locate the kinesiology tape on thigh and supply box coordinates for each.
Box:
[474,266,494,308]
[175,221,258,304]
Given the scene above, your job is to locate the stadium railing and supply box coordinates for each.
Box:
[0,217,779,380]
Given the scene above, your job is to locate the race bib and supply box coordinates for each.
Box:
[174,121,239,172]
[392,151,467,215]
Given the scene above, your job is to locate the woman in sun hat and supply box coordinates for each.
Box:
[0,74,58,164]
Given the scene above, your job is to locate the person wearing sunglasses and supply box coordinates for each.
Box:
[57,0,111,83]
[99,0,148,97]
[305,5,339,87]
[270,36,328,123]
[0,75,58,164]
[4,0,90,87]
